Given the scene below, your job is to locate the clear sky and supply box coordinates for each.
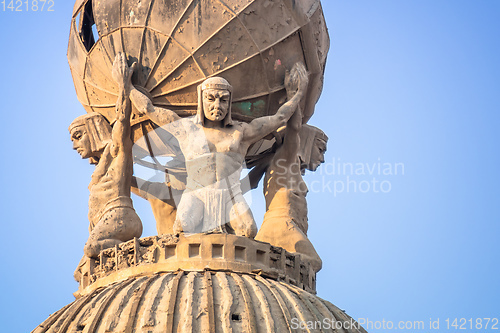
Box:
[0,1,499,332]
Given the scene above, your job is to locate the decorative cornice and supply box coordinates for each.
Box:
[75,233,317,298]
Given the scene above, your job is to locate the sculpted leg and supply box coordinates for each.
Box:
[149,198,177,235]
[84,207,142,258]
[256,217,322,273]
[174,191,204,234]
[228,195,257,238]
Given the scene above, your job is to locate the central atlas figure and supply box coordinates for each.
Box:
[131,63,309,238]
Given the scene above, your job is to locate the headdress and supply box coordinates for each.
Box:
[298,125,328,170]
[69,113,112,163]
[197,77,233,127]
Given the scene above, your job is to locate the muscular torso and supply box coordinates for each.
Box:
[174,118,249,188]
[264,148,309,233]
[88,143,132,228]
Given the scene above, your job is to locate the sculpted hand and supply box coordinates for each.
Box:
[285,62,309,100]
[112,52,137,92]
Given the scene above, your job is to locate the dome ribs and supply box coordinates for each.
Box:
[285,285,327,332]
[54,290,97,333]
[164,271,184,333]
[274,281,321,332]
[232,273,258,333]
[135,274,169,330]
[212,272,233,332]
[38,271,366,332]
[302,292,337,332]
[123,275,160,333]
[256,275,300,333]
[70,286,116,332]
[176,272,196,332]
[84,278,135,332]
[242,275,276,332]
[320,300,366,333]
[32,303,72,333]
[102,277,150,332]
[204,271,216,333]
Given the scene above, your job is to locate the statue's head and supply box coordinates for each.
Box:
[197,77,233,126]
[69,113,112,164]
[298,125,328,172]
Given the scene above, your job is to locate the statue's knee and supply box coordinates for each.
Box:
[129,217,143,238]
[233,214,257,239]
[84,241,99,258]
[246,221,257,239]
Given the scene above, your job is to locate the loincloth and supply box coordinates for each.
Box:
[182,180,242,233]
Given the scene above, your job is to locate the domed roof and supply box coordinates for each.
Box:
[34,235,367,332]
[33,271,366,333]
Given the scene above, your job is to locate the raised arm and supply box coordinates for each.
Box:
[110,53,136,157]
[275,104,302,164]
[243,62,308,144]
[130,87,180,126]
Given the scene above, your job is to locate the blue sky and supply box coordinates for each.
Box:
[0,1,499,331]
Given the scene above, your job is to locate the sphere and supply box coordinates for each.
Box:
[68,0,329,126]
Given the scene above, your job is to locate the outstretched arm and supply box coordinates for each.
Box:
[131,176,175,201]
[110,53,136,157]
[243,62,308,144]
[275,104,302,164]
[130,88,180,126]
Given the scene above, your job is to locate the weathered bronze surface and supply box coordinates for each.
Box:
[68,0,329,128]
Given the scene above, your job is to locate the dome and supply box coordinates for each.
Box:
[33,235,367,332]
[34,271,365,333]
[68,0,329,126]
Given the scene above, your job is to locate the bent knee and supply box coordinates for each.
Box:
[231,214,257,239]
[83,241,100,258]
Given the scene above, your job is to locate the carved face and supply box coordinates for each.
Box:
[70,125,92,159]
[202,89,230,122]
[309,137,327,171]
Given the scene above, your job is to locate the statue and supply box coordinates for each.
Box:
[128,63,309,238]
[69,53,143,266]
[252,67,328,272]
[131,172,184,235]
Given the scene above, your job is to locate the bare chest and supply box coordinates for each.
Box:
[181,125,246,159]
[203,127,242,152]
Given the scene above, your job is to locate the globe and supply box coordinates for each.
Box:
[68,0,329,128]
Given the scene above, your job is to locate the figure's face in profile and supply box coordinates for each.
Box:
[70,126,92,159]
[203,89,230,122]
[309,137,327,171]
